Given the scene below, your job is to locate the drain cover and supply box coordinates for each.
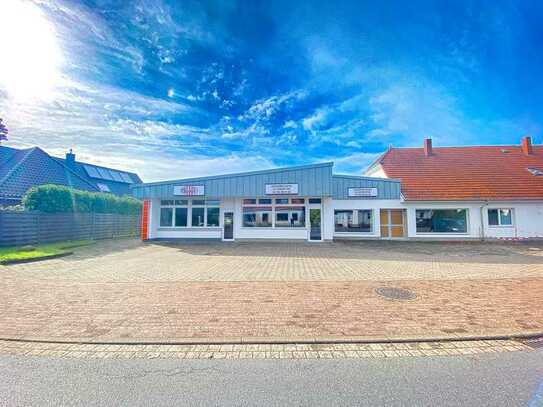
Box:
[375,287,417,301]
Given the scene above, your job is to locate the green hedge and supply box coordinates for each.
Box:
[22,184,141,215]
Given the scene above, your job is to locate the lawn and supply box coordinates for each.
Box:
[0,240,94,264]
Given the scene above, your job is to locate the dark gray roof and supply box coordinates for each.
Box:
[0,146,142,203]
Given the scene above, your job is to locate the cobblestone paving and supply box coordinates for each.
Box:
[0,339,532,360]
[1,239,543,282]
[1,239,542,344]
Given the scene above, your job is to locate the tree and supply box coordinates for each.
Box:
[0,118,8,144]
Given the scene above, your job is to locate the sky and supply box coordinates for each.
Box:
[1,0,543,181]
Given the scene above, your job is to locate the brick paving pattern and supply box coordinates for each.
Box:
[0,339,532,360]
[0,239,542,344]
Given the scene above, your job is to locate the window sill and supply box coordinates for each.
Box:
[158,227,221,231]
[415,232,469,235]
[488,225,514,228]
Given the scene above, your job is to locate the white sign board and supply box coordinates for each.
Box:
[265,183,299,195]
[348,187,378,197]
[173,185,205,196]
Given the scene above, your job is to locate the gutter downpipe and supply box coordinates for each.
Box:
[480,201,489,241]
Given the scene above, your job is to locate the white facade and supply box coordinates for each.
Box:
[147,195,543,241]
[402,201,543,239]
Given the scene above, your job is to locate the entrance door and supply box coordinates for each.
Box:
[309,208,322,241]
[223,212,234,240]
[380,209,405,238]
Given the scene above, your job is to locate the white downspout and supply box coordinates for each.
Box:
[479,201,488,241]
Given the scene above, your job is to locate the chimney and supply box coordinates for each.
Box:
[424,138,433,157]
[521,136,533,155]
[66,149,76,166]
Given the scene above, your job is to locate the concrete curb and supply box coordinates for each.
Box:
[1,331,542,346]
[0,251,73,265]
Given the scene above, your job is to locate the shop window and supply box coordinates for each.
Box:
[416,209,467,233]
[207,207,220,227]
[160,207,173,227]
[161,200,174,206]
[334,210,373,232]
[275,207,305,227]
[191,207,205,227]
[488,208,513,226]
[291,198,305,204]
[258,198,272,204]
[174,208,188,227]
[192,200,206,206]
[174,200,188,206]
[275,198,289,204]
[308,198,321,204]
[243,199,257,205]
[243,207,272,227]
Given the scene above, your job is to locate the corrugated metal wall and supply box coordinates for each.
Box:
[131,163,401,200]
[132,163,334,199]
[331,175,401,200]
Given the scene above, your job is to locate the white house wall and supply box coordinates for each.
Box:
[403,201,543,239]
[145,197,543,241]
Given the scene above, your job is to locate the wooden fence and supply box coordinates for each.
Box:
[0,211,141,247]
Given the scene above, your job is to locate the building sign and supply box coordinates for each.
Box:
[173,185,205,196]
[265,183,299,195]
[348,187,378,197]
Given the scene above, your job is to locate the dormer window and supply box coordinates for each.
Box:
[527,167,543,176]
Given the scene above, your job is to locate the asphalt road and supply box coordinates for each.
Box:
[1,350,542,406]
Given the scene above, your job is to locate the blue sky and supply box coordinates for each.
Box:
[1,0,542,181]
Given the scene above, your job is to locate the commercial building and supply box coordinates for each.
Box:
[133,136,543,241]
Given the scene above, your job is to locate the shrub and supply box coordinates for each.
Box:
[22,184,141,215]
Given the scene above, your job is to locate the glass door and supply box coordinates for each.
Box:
[309,208,322,241]
[223,212,234,240]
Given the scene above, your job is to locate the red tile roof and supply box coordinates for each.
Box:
[377,145,543,201]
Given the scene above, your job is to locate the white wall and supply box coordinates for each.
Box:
[146,197,543,241]
[403,201,543,239]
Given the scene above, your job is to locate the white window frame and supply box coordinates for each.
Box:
[487,208,514,227]
[415,208,470,235]
[334,209,374,233]
[241,197,306,229]
[159,199,220,228]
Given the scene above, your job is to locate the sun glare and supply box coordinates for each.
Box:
[0,0,63,101]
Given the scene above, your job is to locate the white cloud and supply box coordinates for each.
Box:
[283,120,297,129]
[302,109,327,131]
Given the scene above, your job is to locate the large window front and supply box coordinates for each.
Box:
[416,209,468,233]
[275,206,305,227]
[334,209,373,232]
[243,207,273,227]
[160,199,220,227]
[488,208,513,226]
[242,198,306,228]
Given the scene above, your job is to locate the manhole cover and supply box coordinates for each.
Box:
[375,287,417,301]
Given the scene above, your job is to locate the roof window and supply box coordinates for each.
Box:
[527,167,543,176]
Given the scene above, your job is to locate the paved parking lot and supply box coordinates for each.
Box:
[3,238,543,282]
[0,238,542,343]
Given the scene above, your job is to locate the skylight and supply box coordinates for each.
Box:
[527,167,543,176]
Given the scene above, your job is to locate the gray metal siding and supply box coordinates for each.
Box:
[331,175,401,200]
[132,163,334,199]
